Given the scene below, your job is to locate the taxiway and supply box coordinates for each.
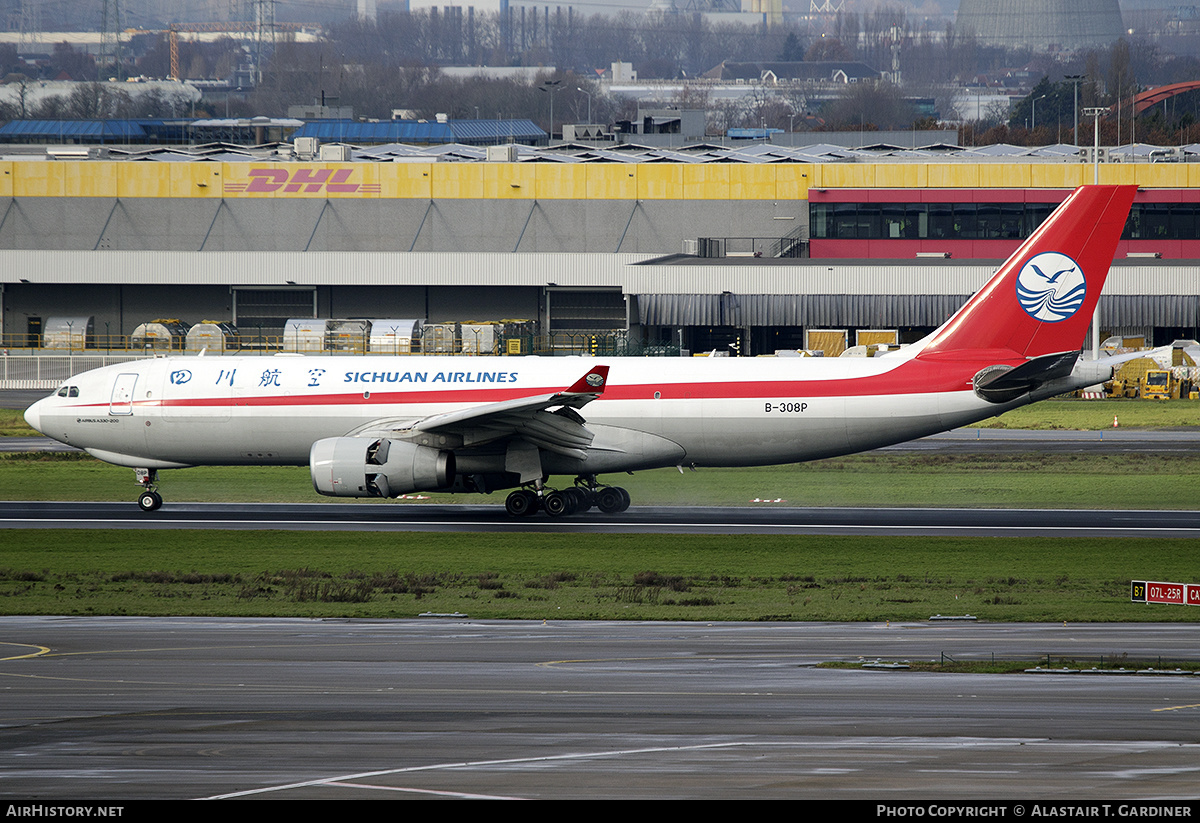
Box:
[3,500,1199,536]
[2,617,1198,800]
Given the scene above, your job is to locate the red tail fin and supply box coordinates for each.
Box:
[919,185,1136,359]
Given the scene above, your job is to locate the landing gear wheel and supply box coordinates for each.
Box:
[596,486,630,514]
[505,489,539,517]
[137,490,163,512]
[569,487,594,513]
[543,489,577,517]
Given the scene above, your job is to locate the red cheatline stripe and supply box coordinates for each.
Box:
[83,357,996,410]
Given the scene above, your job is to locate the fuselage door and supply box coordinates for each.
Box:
[109,373,138,415]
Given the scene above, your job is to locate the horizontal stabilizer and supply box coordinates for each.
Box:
[973,351,1080,404]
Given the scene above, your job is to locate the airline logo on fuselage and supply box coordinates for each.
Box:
[343,370,519,384]
[225,169,382,196]
[1015,251,1087,323]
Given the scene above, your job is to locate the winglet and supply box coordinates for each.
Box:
[564,365,609,395]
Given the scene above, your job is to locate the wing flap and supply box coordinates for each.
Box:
[348,365,609,458]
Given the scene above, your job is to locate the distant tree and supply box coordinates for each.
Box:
[11,74,33,118]
[834,10,860,49]
[822,81,915,130]
[49,42,96,81]
[65,82,132,119]
[977,122,1013,145]
[31,94,69,119]
[668,84,711,111]
[1008,76,1072,135]
[806,36,853,63]
[127,87,197,118]
[0,43,19,76]
[777,32,805,62]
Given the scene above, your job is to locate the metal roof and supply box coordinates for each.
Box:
[290,119,546,145]
[0,118,204,144]
[0,119,150,140]
[2,117,1192,166]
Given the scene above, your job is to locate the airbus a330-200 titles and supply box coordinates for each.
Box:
[24,185,1137,517]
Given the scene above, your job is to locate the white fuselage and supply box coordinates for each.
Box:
[26,352,1031,473]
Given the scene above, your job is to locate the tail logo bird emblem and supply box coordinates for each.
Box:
[1015,251,1087,323]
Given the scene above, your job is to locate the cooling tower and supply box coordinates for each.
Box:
[956,0,1124,51]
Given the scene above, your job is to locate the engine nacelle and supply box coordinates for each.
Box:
[310,437,455,498]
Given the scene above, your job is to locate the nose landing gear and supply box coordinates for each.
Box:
[135,468,163,512]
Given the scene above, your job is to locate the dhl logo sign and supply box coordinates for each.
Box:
[224,168,382,196]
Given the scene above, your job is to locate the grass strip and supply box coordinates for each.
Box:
[979,398,1200,430]
[3,451,1199,509]
[0,530,1194,622]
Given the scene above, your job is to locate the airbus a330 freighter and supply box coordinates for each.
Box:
[24,185,1137,516]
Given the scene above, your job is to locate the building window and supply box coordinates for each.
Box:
[810,201,1200,242]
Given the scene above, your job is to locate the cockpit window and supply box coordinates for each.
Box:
[56,386,68,397]
[56,386,79,398]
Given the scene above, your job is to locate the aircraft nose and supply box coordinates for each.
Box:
[24,398,44,434]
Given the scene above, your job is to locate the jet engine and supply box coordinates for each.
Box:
[310,437,455,498]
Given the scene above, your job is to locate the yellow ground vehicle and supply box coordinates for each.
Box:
[1141,369,1172,400]
[1105,354,1198,400]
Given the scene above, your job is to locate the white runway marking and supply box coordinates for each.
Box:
[323,780,524,800]
[202,738,1198,799]
[202,742,764,799]
[2,516,1199,536]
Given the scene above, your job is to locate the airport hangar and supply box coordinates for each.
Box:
[0,150,1198,357]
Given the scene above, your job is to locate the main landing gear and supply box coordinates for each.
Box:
[504,477,630,518]
[135,468,163,512]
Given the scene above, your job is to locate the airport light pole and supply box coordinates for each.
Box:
[538,80,564,142]
[1083,105,1108,359]
[1084,107,1107,184]
[576,87,592,125]
[1065,75,1084,146]
[1031,94,1046,133]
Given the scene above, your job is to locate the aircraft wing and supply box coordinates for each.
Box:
[1097,344,1175,369]
[345,364,610,459]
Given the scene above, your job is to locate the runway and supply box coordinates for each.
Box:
[885,426,1200,453]
[1,617,1198,800]
[4,500,1200,536]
